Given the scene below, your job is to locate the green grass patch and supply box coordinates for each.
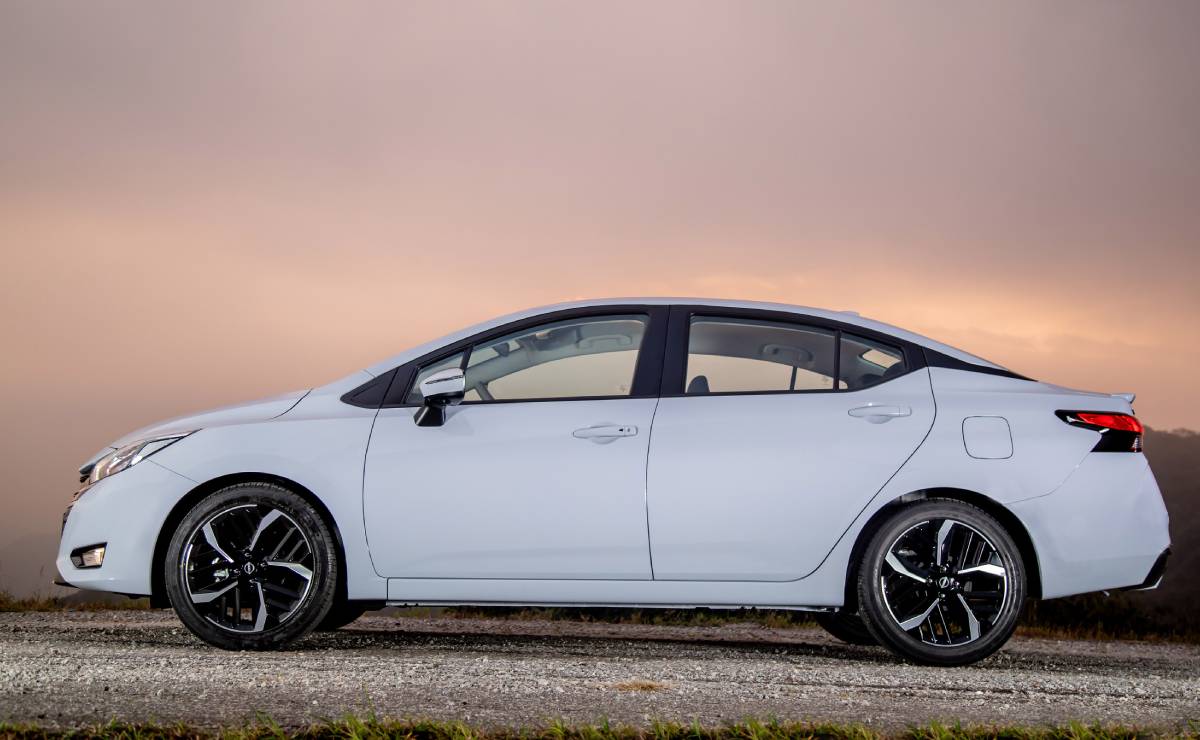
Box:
[0,718,1193,740]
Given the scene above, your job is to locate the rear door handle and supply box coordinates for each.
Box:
[572,424,638,442]
[848,405,912,424]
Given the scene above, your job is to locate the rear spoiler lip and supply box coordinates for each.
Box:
[1111,392,1136,404]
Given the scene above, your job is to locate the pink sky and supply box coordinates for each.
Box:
[1,2,1198,593]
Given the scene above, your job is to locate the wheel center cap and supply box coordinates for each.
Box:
[242,562,256,575]
[937,576,952,589]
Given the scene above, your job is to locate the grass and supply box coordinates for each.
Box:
[0,718,1194,740]
[0,591,149,613]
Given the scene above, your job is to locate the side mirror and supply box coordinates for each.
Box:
[414,368,466,427]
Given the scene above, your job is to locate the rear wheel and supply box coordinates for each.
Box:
[164,482,338,650]
[814,611,876,645]
[857,499,1025,666]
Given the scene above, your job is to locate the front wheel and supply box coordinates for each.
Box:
[856,499,1025,666]
[164,482,338,650]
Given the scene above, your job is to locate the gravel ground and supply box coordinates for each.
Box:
[1,610,1198,731]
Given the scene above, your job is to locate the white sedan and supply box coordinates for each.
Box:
[57,298,1170,665]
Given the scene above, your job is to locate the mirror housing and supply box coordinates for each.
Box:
[414,368,466,427]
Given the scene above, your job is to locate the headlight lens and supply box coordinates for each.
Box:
[86,432,192,486]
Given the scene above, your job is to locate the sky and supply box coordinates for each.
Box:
[1,2,1198,594]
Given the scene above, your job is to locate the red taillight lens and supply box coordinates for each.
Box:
[1072,412,1143,434]
[1056,411,1144,452]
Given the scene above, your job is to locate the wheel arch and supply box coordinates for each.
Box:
[840,487,1042,612]
[149,472,347,608]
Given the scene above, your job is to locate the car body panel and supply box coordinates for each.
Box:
[108,388,313,449]
[364,398,659,579]
[1010,453,1169,598]
[134,385,390,600]
[55,298,1171,614]
[646,369,935,581]
[57,459,195,595]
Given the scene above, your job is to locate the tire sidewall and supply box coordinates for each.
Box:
[164,483,338,650]
[858,499,1025,666]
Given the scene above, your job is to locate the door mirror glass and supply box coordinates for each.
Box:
[415,368,465,427]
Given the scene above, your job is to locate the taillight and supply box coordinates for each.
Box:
[1056,411,1144,452]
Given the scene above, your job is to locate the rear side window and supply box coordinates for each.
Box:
[839,333,907,390]
[685,317,838,394]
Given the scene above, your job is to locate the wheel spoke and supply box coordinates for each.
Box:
[266,560,313,581]
[248,509,283,551]
[885,551,928,583]
[958,563,1005,578]
[935,519,955,565]
[253,582,268,632]
[898,600,939,631]
[191,581,237,604]
[202,522,235,563]
[956,593,981,640]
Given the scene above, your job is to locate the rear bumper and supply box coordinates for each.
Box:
[1123,548,1169,592]
[1009,453,1171,599]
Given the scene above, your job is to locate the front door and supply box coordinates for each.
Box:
[363,310,664,580]
[646,310,935,581]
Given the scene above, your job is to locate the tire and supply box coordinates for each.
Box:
[164,482,338,650]
[856,499,1025,666]
[314,601,373,632]
[814,611,877,646]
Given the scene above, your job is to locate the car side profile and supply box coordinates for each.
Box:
[56,298,1171,665]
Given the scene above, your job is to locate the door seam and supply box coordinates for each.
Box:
[644,396,662,580]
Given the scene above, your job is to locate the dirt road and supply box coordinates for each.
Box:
[1,611,1197,731]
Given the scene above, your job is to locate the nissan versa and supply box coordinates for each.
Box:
[57,299,1170,665]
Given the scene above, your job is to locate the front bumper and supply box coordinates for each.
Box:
[56,459,196,596]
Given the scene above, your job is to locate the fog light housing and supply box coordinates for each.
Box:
[70,543,106,569]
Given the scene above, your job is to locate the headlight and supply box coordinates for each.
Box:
[84,432,192,486]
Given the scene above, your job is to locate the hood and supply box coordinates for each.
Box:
[99,389,310,453]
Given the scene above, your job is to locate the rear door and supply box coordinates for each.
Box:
[646,307,935,581]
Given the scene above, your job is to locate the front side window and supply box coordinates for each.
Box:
[406,314,648,403]
[685,317,837,394]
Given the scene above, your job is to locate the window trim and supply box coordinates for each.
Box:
[659,305,927,398]
[359,305,670,408]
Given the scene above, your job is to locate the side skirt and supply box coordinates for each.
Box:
[385,577,841,609]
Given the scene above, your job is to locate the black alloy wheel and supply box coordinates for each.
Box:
[857,499,1025,666]
[164,482,338,650]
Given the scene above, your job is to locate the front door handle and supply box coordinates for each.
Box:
[572,424,638,443]
[848,405,912,424]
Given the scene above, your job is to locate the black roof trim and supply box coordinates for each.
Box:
[923,349,1033,381]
